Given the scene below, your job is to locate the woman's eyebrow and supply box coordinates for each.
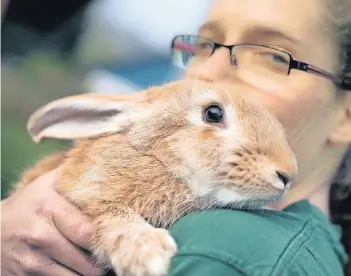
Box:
[243,25,302,46]
[198,21,225,41]
[198,22,302,49]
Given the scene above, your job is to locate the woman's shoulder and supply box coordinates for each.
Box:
[168,200,347,276]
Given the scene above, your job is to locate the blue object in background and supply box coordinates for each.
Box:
[109,56,184,90]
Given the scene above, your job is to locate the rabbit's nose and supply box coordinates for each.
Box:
[270,169,294,191]
[276,171,291,187]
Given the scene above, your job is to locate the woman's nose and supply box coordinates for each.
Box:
[186,48,232,82]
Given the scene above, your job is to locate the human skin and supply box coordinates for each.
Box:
[185,0,351,214]
[1,0,350,275]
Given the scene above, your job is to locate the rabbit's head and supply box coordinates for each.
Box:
[28,79,297,208]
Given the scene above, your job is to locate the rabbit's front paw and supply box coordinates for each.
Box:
[110,227,177,276]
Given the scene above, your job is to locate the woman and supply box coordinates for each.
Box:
[2,0,351,275]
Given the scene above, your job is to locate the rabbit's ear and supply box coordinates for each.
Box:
[27,93,147,143]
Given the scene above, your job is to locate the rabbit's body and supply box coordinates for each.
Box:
[13,151,66,194]
[59,136,199,228]
[17,80,298,276]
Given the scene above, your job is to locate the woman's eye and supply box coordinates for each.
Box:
[194,42,213,56]
[196,42,211,49]
[203,104,224,124]
[266,53,289,64]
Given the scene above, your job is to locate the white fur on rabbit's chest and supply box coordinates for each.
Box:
[185,171,246,206]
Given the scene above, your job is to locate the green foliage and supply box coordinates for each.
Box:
[1,117,69,199]
[2,52,83,200]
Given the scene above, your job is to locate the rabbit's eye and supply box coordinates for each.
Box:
[203,104,223,124]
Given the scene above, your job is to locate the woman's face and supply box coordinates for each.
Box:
[185,0,351,197]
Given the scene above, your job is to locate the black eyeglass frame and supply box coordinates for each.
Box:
[171,35,351,90]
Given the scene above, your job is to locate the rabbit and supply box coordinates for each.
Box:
[15,79,297,276]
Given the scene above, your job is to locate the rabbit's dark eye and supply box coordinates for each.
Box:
[203,104,223,124]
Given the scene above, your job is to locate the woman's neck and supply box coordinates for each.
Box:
[270,184,331,216]
[306,184,331,216]
[270,152,342,216]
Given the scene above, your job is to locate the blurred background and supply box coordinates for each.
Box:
[1,0,212,198]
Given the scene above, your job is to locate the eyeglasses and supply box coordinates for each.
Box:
[171,35,351,90]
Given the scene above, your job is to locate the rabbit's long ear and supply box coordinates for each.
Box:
[27,93,147,143]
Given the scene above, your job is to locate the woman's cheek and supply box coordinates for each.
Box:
[272,81,332,139]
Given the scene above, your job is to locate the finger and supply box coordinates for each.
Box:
[35,260,81,276]
[47,165,64,185]
[26,165,92,249]
[8,165,62,200]
[31,164,63,187]
[19,248,81,276]
[51,193,93,250]
[44,222,102,276]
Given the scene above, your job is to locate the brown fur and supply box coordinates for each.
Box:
[15,79,297,276]
[11,151,66,195]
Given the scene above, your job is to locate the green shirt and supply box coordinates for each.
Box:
[168,200,347,276]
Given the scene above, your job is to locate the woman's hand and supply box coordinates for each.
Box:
[1,168,102,276]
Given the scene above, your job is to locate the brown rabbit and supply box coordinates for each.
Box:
[16,79,297,276]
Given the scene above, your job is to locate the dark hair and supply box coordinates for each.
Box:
[330,147,351,275]
[328,1,351,274]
